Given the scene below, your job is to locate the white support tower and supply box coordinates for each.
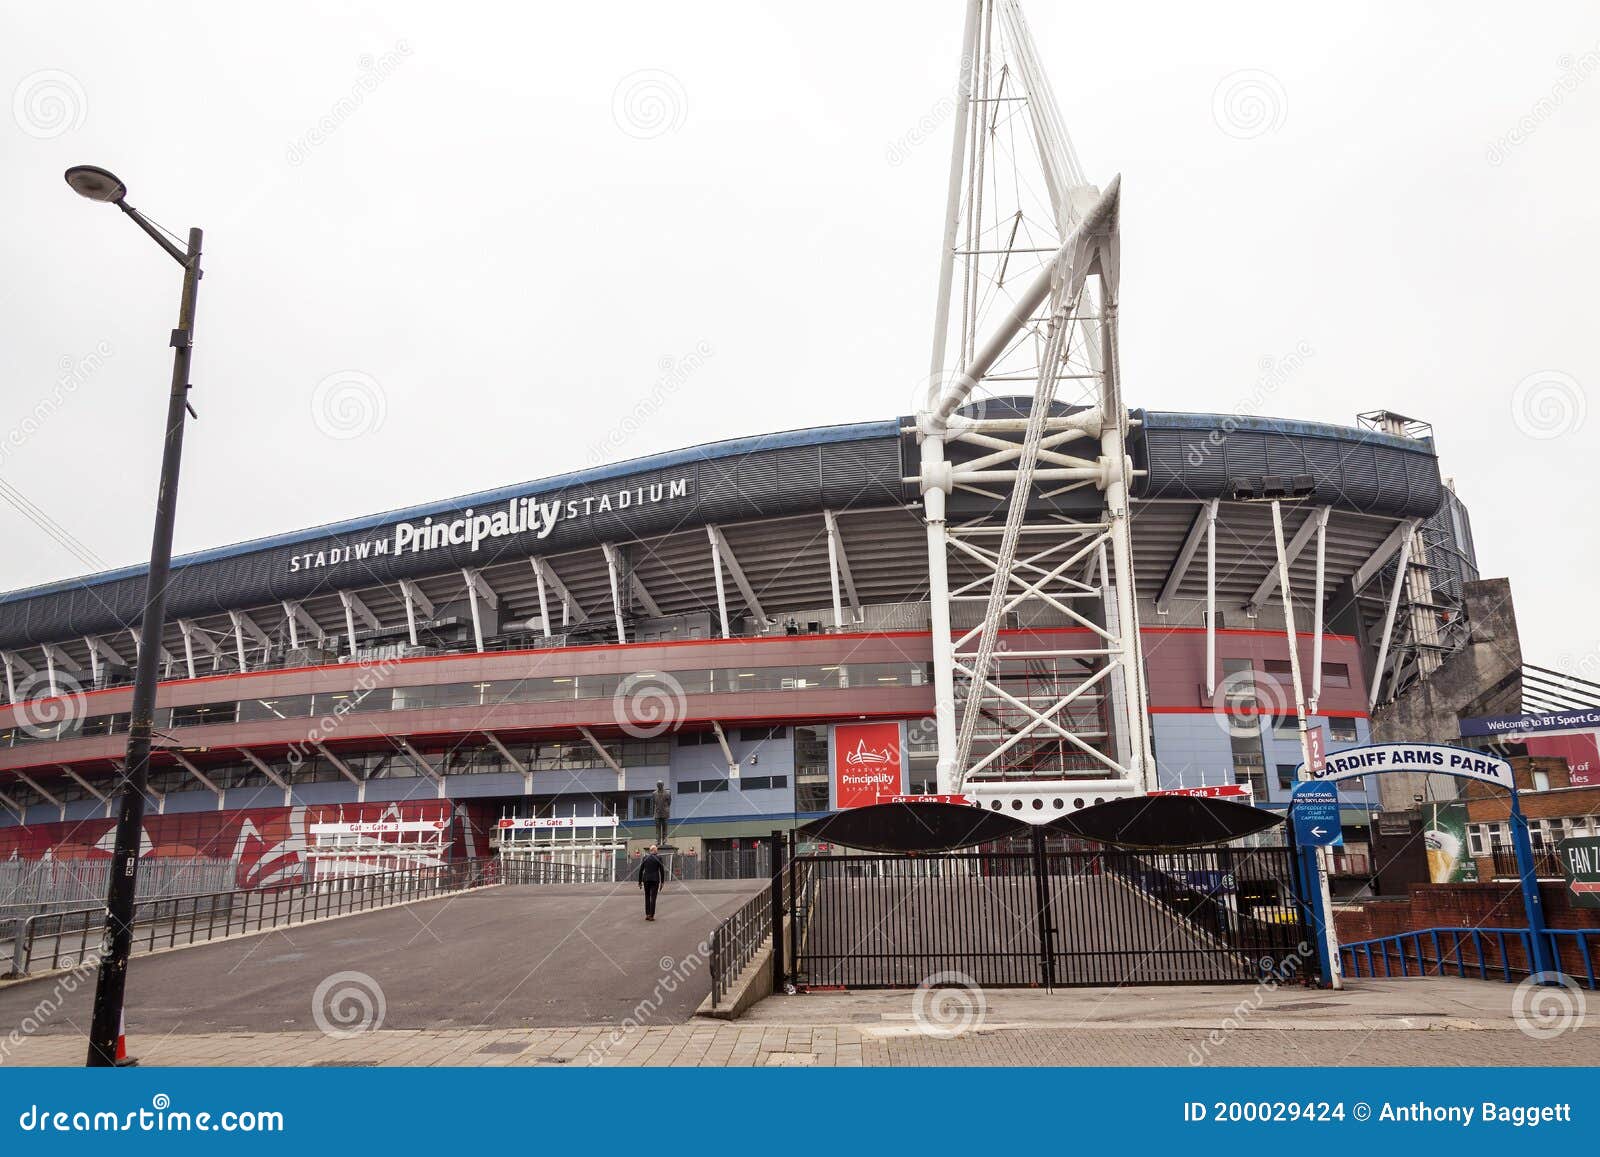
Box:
[919,0,1152,816]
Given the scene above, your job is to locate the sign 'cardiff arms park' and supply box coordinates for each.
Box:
[1296,742,1513,791]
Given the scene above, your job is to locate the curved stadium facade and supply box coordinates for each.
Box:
[0,404,1477,883]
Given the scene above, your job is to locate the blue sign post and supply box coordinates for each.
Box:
[1289,780,1341,987]
[1291,781,1343,847]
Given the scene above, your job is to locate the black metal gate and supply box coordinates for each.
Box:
[788,836,1310,990]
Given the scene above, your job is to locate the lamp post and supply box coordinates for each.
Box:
[65,165,203,1067]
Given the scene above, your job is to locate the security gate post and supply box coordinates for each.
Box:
[786,829,800,990]
[770,828,787,993]
[1030,826,1056,990]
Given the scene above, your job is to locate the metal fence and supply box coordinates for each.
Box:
[1340,926,1600,988]
[788,841,1310,990]
[708,888,773,1008]
[3,857,607,978]
[0,857,239,911]
[1489,846,1563,879]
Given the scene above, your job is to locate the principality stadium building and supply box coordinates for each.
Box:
[0,12,1510,893]
[0,398,1481,885]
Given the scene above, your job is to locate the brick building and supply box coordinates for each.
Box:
[1461,755,1600,880]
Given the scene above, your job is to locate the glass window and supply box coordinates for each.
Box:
[687,668,718,695]
[575,673,622,700]
[238,695,313,723]
[1321,663,1351,688]
[1230,723,1266,799]
[170,701,238,728]
[1328,717,1359,742]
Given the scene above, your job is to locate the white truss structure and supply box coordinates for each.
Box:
[919,0,1153,813]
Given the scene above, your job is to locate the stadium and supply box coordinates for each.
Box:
[0,3,1498,903]
[0,398,1479,888]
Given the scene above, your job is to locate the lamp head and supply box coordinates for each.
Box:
[64,165,127,204]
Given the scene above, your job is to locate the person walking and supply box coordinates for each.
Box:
[638,844,666,921]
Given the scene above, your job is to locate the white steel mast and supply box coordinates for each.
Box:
[917,0,1153,814]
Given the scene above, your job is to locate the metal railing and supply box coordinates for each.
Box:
[708,887,773,1008]
[2,857,610,978]
[1340,926,1600,988]
[498,858,612,886]
[1490,846,1563,879]
[0,856,238,912]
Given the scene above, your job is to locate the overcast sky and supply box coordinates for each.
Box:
[2,0,1596,676]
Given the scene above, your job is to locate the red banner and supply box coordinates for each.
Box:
[833,722,904,809]
[1148,784,1252,800]
[1528,733,1600,787]
[0,801,459,890]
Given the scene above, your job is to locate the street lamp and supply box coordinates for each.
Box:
[65,165,204,1067]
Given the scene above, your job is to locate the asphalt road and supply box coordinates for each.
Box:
[0,880,761,1035]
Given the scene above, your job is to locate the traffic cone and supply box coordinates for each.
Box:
[115,1011,138,1067]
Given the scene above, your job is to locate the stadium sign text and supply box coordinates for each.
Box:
[287,477,689,573]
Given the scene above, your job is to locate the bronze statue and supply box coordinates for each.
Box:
[652,779,671,847]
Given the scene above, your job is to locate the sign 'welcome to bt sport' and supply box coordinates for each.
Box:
[1297,742,1513,790]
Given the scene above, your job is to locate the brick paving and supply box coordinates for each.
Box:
[5,1019,1597,1067]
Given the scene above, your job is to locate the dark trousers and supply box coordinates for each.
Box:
[643,880,661,918]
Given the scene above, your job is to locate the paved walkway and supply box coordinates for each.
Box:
[4,978,1595,1067]
[0,880,759,1039]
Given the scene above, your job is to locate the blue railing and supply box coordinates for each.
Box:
[1340,926,1600,989]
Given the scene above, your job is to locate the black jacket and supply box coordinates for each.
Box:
[637,853,665,884]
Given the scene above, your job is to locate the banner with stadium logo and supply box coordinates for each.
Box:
[832,721,904,808]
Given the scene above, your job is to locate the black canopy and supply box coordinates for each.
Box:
[1045,794,1284,849]
[797,801,1029,853]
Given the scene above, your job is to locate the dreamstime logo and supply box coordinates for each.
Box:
[1186,940,1314,1065]
[1486,45,1600,166]
[1512,972,1586,1040]
[584,341,714,466]
[1510,370,1586,441]
[1185,341,1314,468]
[11,671,88,740]
[884,60,972,167]
[312,970,386,1038]
[612,69,687,140]
[1212,668,1289,740]
[1211,69,1287,140]
[311,370,387,440]
[912,971,986,1038]
[12,69,87,139]
[613,671,688,739]
[285,42,412,166]
[584,941,711,1064]
[1,340,114,468]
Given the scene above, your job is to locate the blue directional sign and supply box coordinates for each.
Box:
[1290,780,1344,847]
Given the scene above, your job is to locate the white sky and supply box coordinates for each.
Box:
[2,0,1597,677]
